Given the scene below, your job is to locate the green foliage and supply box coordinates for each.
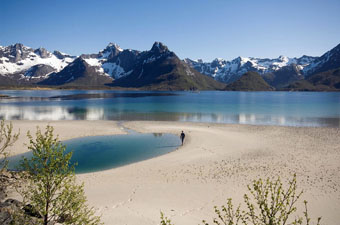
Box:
[161,175,321,225]
[283,67,340,91]
[202,198,243,225]
[0,119,19,172]
[282,80,317,92]
[17,125,101,225]
[160,211,174,225]
[203,174,321,225]
[0,120,19,202]
[307,67,340,90]
[225,71,274,91]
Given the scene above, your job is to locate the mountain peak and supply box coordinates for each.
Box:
[8,43,28,53]
[278,55,289,62]
[151,42,169,53]
[53,50,73,59]
[107,42,123,51]
[75,56,87,63]
[98,42,123,59]
[34,47,51,58]
[235,56,242,61]
[211,58,227,67]
[11,43,24,49]
[212,58,227,64]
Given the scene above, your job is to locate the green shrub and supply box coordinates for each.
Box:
[17,125,101,225]
[161,175,321,225]
[203,174,321,225]
[0,120,19,201]
[0,120,19,172]
[160,211,174,225]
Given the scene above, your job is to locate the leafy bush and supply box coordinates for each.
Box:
[17,125,101,225]
[202,174,321,225]
[0,120,19,201]
[0,120,19,172]
[161,175,321,225]
[160,211,174,225]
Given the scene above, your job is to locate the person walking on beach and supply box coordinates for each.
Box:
[180,131,185,146]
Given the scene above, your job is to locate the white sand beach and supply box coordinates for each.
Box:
[7,120,340,225]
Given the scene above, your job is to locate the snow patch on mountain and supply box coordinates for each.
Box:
[83,50,131,78]
[84,58,101,67]
[0,54,73,75]
[185,55,316,83]
[102,62,126,79]
[302,44,340,75]
[0,43,129,80]
[1,42,338,86]
[143,55,163,64]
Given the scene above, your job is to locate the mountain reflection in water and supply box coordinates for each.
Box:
[0,91,339,127]
[0,105,339,127]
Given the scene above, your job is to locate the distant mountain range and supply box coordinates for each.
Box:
[0,42,223,90]
[185,43,340,91]
[0,42,339,91]
[184,55,316,84]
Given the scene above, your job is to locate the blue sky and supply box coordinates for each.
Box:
[1,0,339,61]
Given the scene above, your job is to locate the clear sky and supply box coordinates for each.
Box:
[1,0,339,61]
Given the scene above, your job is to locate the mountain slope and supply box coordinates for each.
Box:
[262,64,304,88]
[283,67,340,91]
[308,67,340,89]
[0,43,74,82]
[1,42,339,90]
[39,57,113,86]
[303,43,340,76]
[112,42,225,90]
[185,43,340,90]
[80,43,138,79]
[225,71,274,91]
[282,80,318,91]
[0,74,21,86]
[185,55,316,84]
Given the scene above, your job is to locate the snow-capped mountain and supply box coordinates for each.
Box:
[0,42,140,85]
[39,41,223,90]
[40,57,113,86]
[303,43,340,76]
[80,43,140,80]
[0,42,339,90]
[0,43,75,81]
[109,42,224,90]
[184,55,316,83]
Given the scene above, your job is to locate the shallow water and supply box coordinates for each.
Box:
[6,132,181,173]
[0,90,339,127]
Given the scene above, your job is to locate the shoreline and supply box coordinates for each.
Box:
[6,120,340,225]
[1,86,340,92]
[7,120,340,156]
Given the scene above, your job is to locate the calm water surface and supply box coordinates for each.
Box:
[7,132,181,173]
[0,90,339,127]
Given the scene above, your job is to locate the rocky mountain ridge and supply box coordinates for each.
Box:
[0,43,74,78]
[0,41,222,90]
[0,42,339,90]
[184,43,340,90]
[184,55,316,84]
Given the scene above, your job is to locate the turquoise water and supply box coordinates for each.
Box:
[0,90,339,127]
[6,132,181,173]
